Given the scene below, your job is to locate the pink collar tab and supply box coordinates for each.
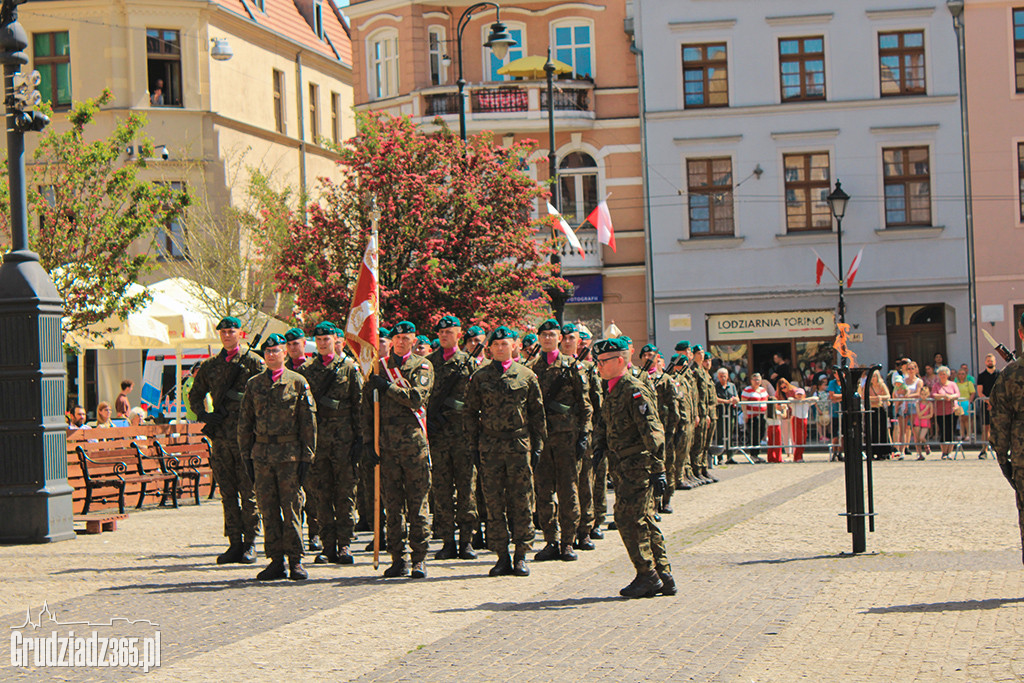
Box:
[443,347,457,361]
[608,375,622,392]
[501,359,514,372]
[270,367,284,382]
[321,353,335,366]
[546,350,559,365]
[224,347,239,362]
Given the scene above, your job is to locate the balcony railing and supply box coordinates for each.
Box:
[556,229,602,269]
[422,80,594,119]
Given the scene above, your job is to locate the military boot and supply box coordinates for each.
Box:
[308,535,323,553]
[471,526,487,550]
[657,570,677,596]
[458,536,477,560]
[256,557,287,581]
[512,549,530,576]
[589,527,605,540]
[434,540,458,560]
[239,540,258,564]
[489,552,513,577]
[338,546,354,565]
[383,558,409,578]
[607,521,618,531]
[314,548,339,564]
[675,478,694,491]
[216,536,243,565]
[574,532,595,551]
[619,570,663,599]
[534,542,560,562]
[660,501,674,514]
[701,468,719,483]
[560,543,578,561]
[410,561,427,579]
[288,557,308,581]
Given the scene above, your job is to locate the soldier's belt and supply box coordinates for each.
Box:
[544,401,572,415]
[482,426,529,439]
[254,434,299,444]
[224,390,245,402]
[318,397,340,411]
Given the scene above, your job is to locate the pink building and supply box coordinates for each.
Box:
[964,2,1024,357]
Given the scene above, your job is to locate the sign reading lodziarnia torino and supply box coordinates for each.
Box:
[707,310,836,342]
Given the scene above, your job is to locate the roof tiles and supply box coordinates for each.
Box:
[212,0,352,65]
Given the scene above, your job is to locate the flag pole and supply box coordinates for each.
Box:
[370,209,382,571]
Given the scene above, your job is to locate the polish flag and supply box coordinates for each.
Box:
[845,248,864,287]
[344,233,380,377]
[815,256,826,285]
[583,200,616,252]
[547,202,584,259]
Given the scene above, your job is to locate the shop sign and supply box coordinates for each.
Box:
[707,310,835,342]
[566,274,602,303]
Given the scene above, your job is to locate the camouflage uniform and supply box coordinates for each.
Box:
[301,353,362,555]
[652,370,680,504]
[595,370,670,576]
[527,351,591,547]
[289,353,318,542]
[238,368,317,560]
[578,359,604,535]
[670,364,698,485]
[426,347,478,543]
[189,347,264,542]
[690,365,716,476]
[988,356,1024,561]
[697,365,719,467]
[464,360,547,555]
[364,353,433,564]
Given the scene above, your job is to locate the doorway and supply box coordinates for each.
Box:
[751,341,791,382]
[885,304,945,370]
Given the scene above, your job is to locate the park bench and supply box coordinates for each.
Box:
[72,428,180,514]
[155,426,216,504]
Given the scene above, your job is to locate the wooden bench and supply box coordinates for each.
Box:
[72,428,180,514]
[155,426,216,505]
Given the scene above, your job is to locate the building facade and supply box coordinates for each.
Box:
[634,0,971,381]
[346,0,649,341]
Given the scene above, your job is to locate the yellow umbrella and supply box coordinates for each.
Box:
[497,55,573,80]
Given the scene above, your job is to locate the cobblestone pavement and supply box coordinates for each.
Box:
[3,454,1024,681]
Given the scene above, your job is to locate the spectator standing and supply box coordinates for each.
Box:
[827,370,844,461]
[786,382,810,462]
[922,364,940,393]
[954,366,976,443]
[769,353,792,385]
[914,386,934,459]
[867,370,894,460]
[115,380,134,418]
[714,368,739,463]
[901,362,924,457]
[741,374,768,460]
[814,376,831,444]
[932,366,960,459]
[976,353,1001,458]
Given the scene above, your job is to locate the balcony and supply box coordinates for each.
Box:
[554,229,602,270]
[420,80,594,127]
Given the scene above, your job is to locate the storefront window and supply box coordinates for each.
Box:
[709,343,748,385]
[795,340,834,387]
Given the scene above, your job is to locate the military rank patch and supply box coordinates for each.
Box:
[419,375,429,385]
[639,403,648,414]
[632,391,642,399]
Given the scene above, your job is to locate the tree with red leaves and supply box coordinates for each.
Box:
[272,112,566,330]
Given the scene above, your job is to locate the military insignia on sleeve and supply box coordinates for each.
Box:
[639,402,648,414]
[419,375,429,385]
[632,391,642,399]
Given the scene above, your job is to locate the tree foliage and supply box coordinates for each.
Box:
[272,111,566,330]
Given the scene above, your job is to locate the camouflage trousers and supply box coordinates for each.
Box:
[252,457,303,560]
[662,430,676,504]
[690,419,709,473]
[312,424,358,552]
[1014,467,1024,564]
[480,444,535,554]
[210,434,259,541]
[430,427,478,541]
[611,459,671,575]
[380,431,431,563]
[674,423,695,484]
[578,447,594,534]
[302,484,318,541]
[704,420,718,466]
[536,430,581,545]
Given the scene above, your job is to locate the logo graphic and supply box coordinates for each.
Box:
[10,603,161,672]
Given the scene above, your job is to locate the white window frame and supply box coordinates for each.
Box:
[428,26,447,86]
[550,18,595,79]
[366,28,399,100]
[485,21,525,81]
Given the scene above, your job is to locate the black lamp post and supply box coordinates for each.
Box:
[0,0,74,543]
[544,49,558,208]
[455,2,516,141]
[827,179,850,328]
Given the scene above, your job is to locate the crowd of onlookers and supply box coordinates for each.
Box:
[711,352,1002,463]
[65,380,148,430]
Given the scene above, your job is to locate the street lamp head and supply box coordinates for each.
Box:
[484,20,516,61]
[827,180,850,220]
[946,0,964,19]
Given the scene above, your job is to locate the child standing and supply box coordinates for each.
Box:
[914,385,933,460]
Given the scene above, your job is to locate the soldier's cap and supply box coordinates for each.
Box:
[435,314,461,331]
[669,353,681,365]
[537,318,561,333]
[640,343,658,355]
[284,327,305,342]
[312,321,336,337]
[488,326,516,343]
[379,326,391,339]
[561,322,578,335]
[675,340,691,352]
[430,338,440,349]
[621,335,633,345]
[392,320,416,335]
[216,316,242,330]
[464,325,485,338]
[261,333,287,351]
[416,334,431,345]
[593,337,629,356]
[692,344,704,354]
[523,333,538,346]
[578,327,592,340]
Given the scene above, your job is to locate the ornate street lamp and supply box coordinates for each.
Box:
[454,2,516,141]
[827,179,850,327]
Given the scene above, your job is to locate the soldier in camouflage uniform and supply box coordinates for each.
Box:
[299,322,362,565]
[357,327,390,544]
[561,324,601,549]
[284,327,320,553]
[365,321,433,579]
[989,313,1024,563]
[464,326,547,577]
[238,333,317,581]
[675,343,703,488]
[593,337,675,599]
[528,319,591,562]
[691,345,719,483]
[578,327,609,536]
[189,316,264,565]
[641,344,680,513]
[427,315,479,561]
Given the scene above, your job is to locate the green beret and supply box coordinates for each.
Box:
[537,319,561,333]
[561,322,578,335]
[675,340,691,352]
[435,315,461,331]
[261,333,286,350]
[593,338,629,355]
[216,316,241,330]
[488,326,515,343]
[621,336,632,345]
[464,325,485,339]
[430,338,440,349]
[579,328,592,340]
[416,334,430,345]
[379,326,391,339]
[284,327,305,342]
[692,344,704,354]
[523,333,538,346]
[640,343,658,355]
[312,321,336,337]
[392,320,416,335]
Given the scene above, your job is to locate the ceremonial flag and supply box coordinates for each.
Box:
[344,232,380,377]
[845,248,864,287]
[583,200,616,252]
[548,202,584,258]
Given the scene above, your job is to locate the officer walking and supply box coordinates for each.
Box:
[592,337,675,599]
[464,326,547,577]
[427,315,479,561]
[189,316,264,565]
[989,313,1024,563]
[238,333,317,581]
[366,321,434,579]
[300,322,363,565]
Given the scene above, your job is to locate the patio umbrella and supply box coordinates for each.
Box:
[497,55,572,79]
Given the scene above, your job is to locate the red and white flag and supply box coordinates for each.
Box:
[344,233,380,377]
[582,200,616,252]
[811,248,833,286]
[845,248,864,287]
[548,202,584,259]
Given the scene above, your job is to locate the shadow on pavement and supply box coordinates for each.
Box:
[864,597,1024,614]
[735,554,847,566]
[435,595,624,613]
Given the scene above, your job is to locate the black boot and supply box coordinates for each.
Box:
[314,548,340,564]
[489,552,513,576]
[512,549,530,576]
[256,557,287,580]
[471,527,487,550]
[434,540,458,560]
[560,543,578,561]
[701,468,719,483]
[574,532,595,551]
[288,557,308,580]
[216,536,243,565]
[619,570,663,599]
[410,561,427,579]
[657,570,677,596]
[534,542,560,562]
[308,535,323,553]
[239,540,258,564]
[383,558,409,578]
[458,537,477,560]
[607,521,618,531]
[338,546,354,565]
[589,526,605,540]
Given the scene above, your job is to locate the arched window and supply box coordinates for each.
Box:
[486,21,525,81]
[366,28,399,99]
[559,152,598,225]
